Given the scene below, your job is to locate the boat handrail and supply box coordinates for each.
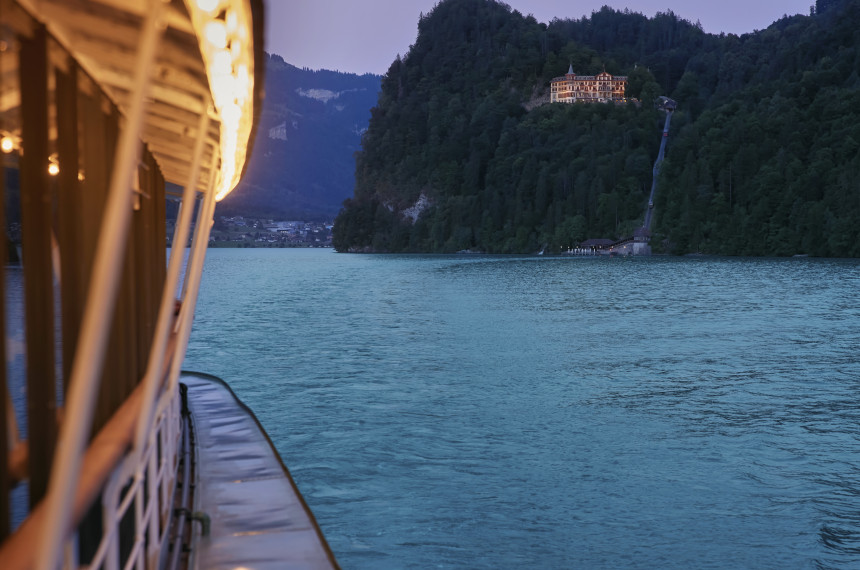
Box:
[0,0,263,566]
[33,3,172,565]
[0,354,179,568]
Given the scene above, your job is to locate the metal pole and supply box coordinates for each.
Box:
[19,22,56,508]
[35,2,167,567]
[56,61,82,389]
[169,163,219,391]
[179,156,216,303]
[0,0,7,535]
[0,87,7,544]
[133,108,209,464]
[102,473,120,570]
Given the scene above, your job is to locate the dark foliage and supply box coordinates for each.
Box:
[335,0,860,256]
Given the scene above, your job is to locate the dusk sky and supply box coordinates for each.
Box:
[265,0,814,75]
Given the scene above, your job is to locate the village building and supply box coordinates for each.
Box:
[551,65,628,104]
[567,229,651,256]
[632,226,652,256]
[576,238,616,255]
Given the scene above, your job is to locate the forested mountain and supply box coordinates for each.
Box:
[333,0,860,256]
[218,55,380,220]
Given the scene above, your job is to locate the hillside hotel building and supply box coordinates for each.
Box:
[551,65,628,103]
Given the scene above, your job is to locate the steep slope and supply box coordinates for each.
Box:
[219,55,381,220]
[334,0,860,256]
[655,0,860,255]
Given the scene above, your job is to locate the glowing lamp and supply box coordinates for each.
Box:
[187,0,255,201]
[196,0,219,13]
[0,136,13,153]
[204,21,227,49]
[211,49,232,76]
[226,11,238,33]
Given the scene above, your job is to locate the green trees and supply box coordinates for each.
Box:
[655,0,860,257]
[335,0,860,256]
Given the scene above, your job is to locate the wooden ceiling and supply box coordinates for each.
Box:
[3,0,226,194]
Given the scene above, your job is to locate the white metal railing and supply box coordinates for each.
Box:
[28,0,227,565]
[2,0,239,567]
[64,382,182,570]
[36,136,221,570]
[34,1,169,565]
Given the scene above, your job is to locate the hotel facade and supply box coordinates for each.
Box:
[551,65,628,103]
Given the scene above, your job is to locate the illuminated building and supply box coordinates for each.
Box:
[550,64,628,104]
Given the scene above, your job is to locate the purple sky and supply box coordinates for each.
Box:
[265,0,813,75]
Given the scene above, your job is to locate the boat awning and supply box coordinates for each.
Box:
[4,0,264,198]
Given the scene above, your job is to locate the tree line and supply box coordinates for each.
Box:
[334,0,860,256]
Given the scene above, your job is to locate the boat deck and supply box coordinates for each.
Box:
[181,372,337,569]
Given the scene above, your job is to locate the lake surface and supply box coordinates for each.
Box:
[185,249,860,569]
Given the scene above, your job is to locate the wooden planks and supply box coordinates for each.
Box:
[0,85,7,543]
[56,59,82,389]
[18,22,56,508]
[0,0,9,539]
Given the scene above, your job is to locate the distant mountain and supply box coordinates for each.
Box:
[334,0,860,256]
[219,54,381,220]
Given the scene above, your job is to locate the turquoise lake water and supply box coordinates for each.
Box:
[185,248,860,569]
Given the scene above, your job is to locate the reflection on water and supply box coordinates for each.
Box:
[6,262,69,529]
[5,266,26,434]
[182,250,858,568]
[5,266,29,528]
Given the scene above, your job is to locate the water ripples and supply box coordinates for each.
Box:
[187,250,860,569]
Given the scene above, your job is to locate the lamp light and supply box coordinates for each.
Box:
[196,0,219,13]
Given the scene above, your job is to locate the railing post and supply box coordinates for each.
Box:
[63,533,79,568]
[56,60,82,389]
[0,84,7,542]
[102,473,120,570]
[35,2,167,567]
[133,107,209,468]
[145,425,159,567]
[130,107,209,569]
[169,163,219,391]
[132,466,143,570]
[19,20,57,509]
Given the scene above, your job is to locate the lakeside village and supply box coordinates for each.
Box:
[166,217,334,248]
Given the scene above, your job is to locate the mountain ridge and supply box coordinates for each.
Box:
[218,54,381,221]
